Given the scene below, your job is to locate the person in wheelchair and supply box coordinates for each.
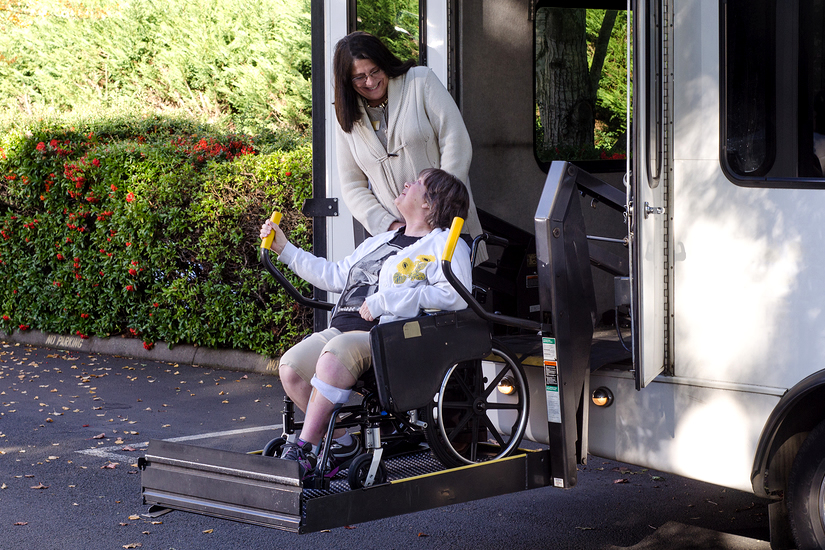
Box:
[259,168,473,479]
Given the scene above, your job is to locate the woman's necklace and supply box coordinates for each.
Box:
[366,96,388,131]
[367,94,388,109]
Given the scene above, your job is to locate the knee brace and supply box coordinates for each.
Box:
[310,375,352,405]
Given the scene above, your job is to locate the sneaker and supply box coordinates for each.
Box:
[280,441,317,480]
[324,436,363,476]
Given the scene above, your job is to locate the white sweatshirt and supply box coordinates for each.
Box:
[277,228,472,324]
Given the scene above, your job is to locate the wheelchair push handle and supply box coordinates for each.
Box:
[260,211,334,312]
[440,218,544,333]
[260,211,282,250]
[442,217,465,263]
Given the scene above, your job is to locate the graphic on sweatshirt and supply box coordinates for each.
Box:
[393,254,436,284]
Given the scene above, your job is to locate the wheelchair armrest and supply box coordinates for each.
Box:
[260,248,334,311]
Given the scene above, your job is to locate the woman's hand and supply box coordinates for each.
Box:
[259,219,289,255]
[359,301,375,322]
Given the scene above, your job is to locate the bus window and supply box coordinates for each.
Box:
[354,0,422,66]
[722,0,825,183]
[534,3,628,167]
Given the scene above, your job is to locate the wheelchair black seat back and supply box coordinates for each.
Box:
[259,216,532,490]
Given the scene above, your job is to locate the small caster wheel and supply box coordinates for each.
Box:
[348,453,387,489]
[262,436,287,457]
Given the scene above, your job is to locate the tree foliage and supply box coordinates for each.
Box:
[356,0,420,63]
[0,0,312,134]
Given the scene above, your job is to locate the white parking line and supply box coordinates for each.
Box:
[75,424,284,461]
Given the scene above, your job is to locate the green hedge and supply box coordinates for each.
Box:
[0,116,314,355]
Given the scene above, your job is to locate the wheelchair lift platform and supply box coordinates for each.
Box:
[139,439,551,533]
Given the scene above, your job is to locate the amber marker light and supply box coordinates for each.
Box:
[591,387,614,407]
[497,376,517,396]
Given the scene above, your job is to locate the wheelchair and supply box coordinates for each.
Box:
[259,216,532,491]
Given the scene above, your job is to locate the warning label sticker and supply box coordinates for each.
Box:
[543,337,561,423]
[542,337,557,361]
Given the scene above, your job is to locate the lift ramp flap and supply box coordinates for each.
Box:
[139,439,551,533]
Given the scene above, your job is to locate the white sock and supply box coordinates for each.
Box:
[335,432,353,446]
[285,433,298,444]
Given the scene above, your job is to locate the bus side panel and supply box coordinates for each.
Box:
[587,372,780,493]
[672,1,825,390]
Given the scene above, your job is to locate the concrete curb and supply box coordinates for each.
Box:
[0,329,281,377]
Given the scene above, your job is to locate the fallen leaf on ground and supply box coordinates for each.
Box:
[101,462,118,469]
[14,522,28,526]
[122,544,142,549]
[30,483,49,489]
[613,478,629,484]
[93,433,106,439]
[202,529,213,534]
[417,533,429,537]
[122,446,137,452]
[128,515,141,520]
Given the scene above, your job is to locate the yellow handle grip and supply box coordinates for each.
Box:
[442,217,465,262]
[261,211,282,250]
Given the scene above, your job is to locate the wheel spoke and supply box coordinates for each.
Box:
[440,400,473,409]
[446,410,473,444]
[454,368,476,400]
[481,414,507,448]
[481,364,512,399]
[485,402,521,410]
[468,417,480,461]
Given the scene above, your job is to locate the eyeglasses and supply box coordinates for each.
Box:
[351,67,383,85]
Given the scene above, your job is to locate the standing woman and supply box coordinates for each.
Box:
[333,31,485,258]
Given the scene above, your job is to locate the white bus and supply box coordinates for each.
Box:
[141,2,825,548]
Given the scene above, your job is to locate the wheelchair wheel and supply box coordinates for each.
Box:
[348,453,388,489]
[262,436,287,457]
[424,344,529,468]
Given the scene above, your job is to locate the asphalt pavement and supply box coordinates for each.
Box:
[0,338,776,550]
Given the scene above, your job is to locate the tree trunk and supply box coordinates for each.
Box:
[536,9,617,154]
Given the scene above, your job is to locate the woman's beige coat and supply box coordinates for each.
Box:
[335,66,483,243]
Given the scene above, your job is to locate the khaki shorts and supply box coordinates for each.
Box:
[278,328,372,383]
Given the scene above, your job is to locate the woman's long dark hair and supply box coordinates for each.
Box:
[333,31,416,133]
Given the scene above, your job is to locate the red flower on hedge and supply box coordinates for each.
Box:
[19,324,29,331]
[129,268,137,276]
[126,192,135,202]
[36,142,45,151]
[143,341,154,350]
[126,285,135,291]
[2,315,9,321]
[92,158,100,167]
